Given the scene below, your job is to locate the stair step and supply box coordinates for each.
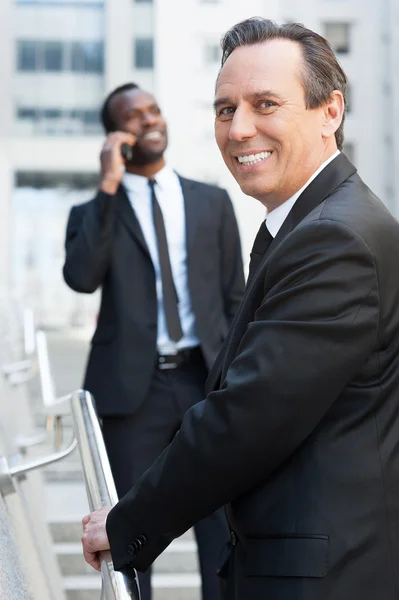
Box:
[64,573,201,600]
[55,539,198,575]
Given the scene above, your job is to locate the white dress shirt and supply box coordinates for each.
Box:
[122,166,199,353]
[266,150,340,238]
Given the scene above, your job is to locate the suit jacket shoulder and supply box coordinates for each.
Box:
[177,174,230,201]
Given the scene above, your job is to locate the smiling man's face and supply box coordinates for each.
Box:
[214,39,334,209]
[110,89,168,165]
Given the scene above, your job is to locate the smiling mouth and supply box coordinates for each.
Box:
[235,151,272,166]
[142,131,164,141]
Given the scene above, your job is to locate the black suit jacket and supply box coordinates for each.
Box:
[63,175,244,415]
[106,154,399,599]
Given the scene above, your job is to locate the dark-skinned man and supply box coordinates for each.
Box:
[63,82,245,600]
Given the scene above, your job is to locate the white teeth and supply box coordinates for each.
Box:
[237,151,271,165]
[143,131,162,140]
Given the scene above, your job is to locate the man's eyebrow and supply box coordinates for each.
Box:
[249,90,285,102]
[124,103,159,115]
[213,89,285,111]
[213,97,232,111]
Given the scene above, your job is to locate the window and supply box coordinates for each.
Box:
[204,43,221,65]
[17,107,37,120]
[16,106,102,135]
[44,42,63,71]
[324,23,351,53]
[343,142,355,163]
[17,40,38,71]
[346,84,352,114]
[16,39,104,73]
[16,171,99,189]
[71,42,104,73]
[135,38,153,69]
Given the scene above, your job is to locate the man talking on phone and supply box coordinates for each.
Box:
[62,83,244,600]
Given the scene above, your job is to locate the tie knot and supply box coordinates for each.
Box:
[148,178,156,189]
[251,222,273,256]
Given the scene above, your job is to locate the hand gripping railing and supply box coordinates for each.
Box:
[70,389,141,600]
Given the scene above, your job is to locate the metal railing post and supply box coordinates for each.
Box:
[70,389,141,600]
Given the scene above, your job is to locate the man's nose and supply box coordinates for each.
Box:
[228,107,257,142]
[142,111,158,126]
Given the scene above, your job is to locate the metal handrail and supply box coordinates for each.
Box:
[70,389,141,600]
[0,436,77,497]
[36,330,57,406]
[23,307,36,356]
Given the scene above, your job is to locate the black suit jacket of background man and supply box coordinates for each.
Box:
[106,154,399,599]
[63,176,245,416]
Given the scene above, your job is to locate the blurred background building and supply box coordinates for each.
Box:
[0,0,398,329]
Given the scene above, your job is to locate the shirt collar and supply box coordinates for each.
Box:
[122,164,174,193]
[266,150,340,238]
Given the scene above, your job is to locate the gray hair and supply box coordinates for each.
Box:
[220,17,348,150]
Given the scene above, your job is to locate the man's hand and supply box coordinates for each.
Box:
[81,506,113,571]
[100,131,137,195]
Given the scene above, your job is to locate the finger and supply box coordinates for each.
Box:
[82,514,90,527]
[111,131,136,146]
[83,547,101,571]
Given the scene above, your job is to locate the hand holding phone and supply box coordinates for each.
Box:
[99,132,136,195]
[121,143,134,161]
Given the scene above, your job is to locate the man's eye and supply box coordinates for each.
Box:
[260,101,276,109]
[218,107,235,117]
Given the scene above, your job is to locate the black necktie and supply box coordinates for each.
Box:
[247,221,274,286]
[149,178,183,342]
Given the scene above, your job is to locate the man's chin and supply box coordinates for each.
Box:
[238,179,274,202]
[128,150,164,167]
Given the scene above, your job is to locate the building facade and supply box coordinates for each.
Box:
[0,0,397,326]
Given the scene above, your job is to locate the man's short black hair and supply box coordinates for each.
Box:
[100,83,140,133]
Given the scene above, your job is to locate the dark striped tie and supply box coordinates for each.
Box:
[149,178,183,342]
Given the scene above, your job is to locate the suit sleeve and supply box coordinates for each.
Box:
[218,190,245,325]
[63,190,117,293]
[106,218,379,571]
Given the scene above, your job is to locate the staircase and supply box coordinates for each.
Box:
[36,329,202,600]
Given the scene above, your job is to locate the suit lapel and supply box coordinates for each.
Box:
[266,152,356,259]
[178,175,202,253]
[214,153,357,388]
[115,184,151,259]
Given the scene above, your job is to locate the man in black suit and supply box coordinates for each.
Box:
[81,19,399,600]
[63,83,244,600]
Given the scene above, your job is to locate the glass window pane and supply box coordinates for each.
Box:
[135,38,154,69]
[84,42,104,73]
[324,23,350,53]
[71,42,103,73]
[17,40,37,71]
[17,107,37,120]
[204,43,220,64]
[43,108,62,119]
[343,142,355,163]
[44,41,63,71]
[346,84,352,113]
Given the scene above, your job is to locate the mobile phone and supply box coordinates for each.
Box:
[121,143,134,161]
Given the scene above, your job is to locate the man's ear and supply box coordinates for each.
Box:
[321,91,345,140]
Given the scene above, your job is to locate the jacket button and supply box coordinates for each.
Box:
[127,544,135,556]
[230,531,237,546]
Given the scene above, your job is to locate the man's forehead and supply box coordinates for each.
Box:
[112,89,157,112]
[216,38,303,93]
